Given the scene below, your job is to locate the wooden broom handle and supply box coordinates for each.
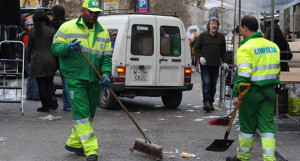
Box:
[79,50,147,138]
[224,83,250,140]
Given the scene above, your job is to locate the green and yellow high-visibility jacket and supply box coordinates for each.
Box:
[232,32,280,97]
[51,16,112,82]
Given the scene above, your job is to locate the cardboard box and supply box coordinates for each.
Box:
[161,37,170,55]
[141,37,153,55]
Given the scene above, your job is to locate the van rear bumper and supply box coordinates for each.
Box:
[110,83,193,92]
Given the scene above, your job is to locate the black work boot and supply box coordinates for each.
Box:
[203,101,212,112]
[209,102,214,111]
[37,107,50,112]
[65,144,85,156]
[87,154,98,161]
[49,99,59,110]
[226,156,241,161]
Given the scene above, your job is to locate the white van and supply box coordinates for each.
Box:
[98,14,193,109]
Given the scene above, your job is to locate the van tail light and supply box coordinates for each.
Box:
[114,66,126,82]
[184,67,192,83]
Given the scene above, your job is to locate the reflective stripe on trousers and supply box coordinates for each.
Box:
[261,133,276,161]
[237,132,254,161]
[66,118,98,156]
[237,132,276,161]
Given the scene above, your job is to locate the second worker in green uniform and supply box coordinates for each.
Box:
[227,15,280,161]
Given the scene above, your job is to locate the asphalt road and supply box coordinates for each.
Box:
[0,72,283,161]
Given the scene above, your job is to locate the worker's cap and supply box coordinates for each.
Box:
[25,18,34,26]
[82,0,103,12]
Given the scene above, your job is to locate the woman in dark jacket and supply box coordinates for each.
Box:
[26,10,57,112]
[264,24,293,71]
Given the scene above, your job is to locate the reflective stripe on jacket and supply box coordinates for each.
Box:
[232,32,280,97]
[51,16,112,82]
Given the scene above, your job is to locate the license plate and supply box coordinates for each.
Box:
[133,69,147,81]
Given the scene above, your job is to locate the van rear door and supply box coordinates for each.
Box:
[125,15,156,86]
[156,17,185,86]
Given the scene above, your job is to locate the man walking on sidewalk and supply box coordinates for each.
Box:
[193,17,228,112]
[226,15,280,161]
[51,0,112,160]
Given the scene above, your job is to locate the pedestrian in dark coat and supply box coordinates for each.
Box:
[26,10,57,112]
[50,5,72,111]
[264,24,293,71]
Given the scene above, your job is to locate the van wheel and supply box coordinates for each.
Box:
[99,87,117,109]
[161,91,182,108]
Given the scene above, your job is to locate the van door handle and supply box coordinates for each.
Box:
[159,58,168,63]
[130,58,139,61]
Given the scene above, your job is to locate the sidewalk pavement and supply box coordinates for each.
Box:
[274,115,300,161]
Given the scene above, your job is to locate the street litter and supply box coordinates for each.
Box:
[169,155,176,158]
[159,118,167,121]
[38,115,62,120]
[163,151,174,154]
[175,115,184,118]
[193,105,202,108]
[187,110,195,112]
[180,152,197,158]
[0,137,7,141]
[187,104,192,106]
[203,116,219,119]
[154,104,163,108]
[193,118,204,122]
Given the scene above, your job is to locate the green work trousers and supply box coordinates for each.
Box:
[237,85,276,161]
[65,78,101,156]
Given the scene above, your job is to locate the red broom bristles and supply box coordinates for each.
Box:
[209,117,230,126]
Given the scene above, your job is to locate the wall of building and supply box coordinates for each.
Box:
[20,0,38,7]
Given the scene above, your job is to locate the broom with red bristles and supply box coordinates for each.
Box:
[208,111,233,126]
[80,50,163,160]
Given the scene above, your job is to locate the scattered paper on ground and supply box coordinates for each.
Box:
[193,105,202,108]
[38,115,62,120]
[159,118,167,121]
[193,118,204,122]
[0,137,7,141]
[202,116,219,119]
[187,110,195,112]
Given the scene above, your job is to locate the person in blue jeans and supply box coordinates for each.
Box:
[59,70,71,111]
[20,19,39,100]
[194,18,228,111]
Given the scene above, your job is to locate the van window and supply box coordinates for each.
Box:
[189,29,198,33]
[131,25,153,56]
[108,29,118,52]
[160,26,181,57]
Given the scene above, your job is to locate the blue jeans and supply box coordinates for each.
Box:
[200,65,219,103]
[25,64,39,99]
[60,71,71,109]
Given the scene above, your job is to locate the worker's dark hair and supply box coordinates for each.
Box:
[206,18,219,31]
[32,10,51,35]
[240,15,258,32]
[52,5,65,21]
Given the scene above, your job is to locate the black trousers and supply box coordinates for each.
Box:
[36,76,55,108]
